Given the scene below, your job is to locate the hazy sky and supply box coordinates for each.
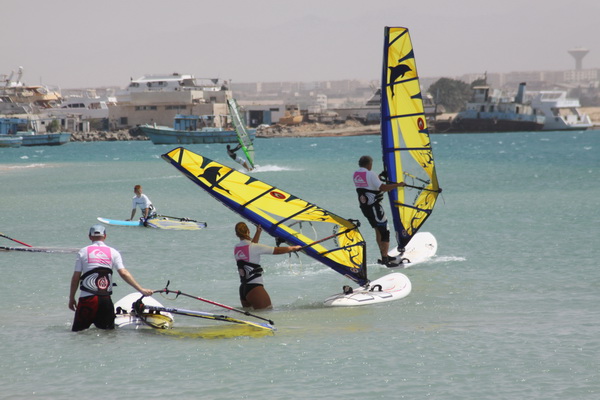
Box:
[1,0,598,89]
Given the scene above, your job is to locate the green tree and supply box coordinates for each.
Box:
[427,78,472,113]
[46,119,61,133]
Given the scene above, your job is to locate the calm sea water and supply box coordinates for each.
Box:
[1,130,599,399]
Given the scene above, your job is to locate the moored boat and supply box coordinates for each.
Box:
[0,135,22,148]
[436,82,545,133]
[140,114,255,145]
[529,91,592,131]
[0,117,70,146]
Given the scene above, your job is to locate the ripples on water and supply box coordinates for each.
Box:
[0,131,599,399]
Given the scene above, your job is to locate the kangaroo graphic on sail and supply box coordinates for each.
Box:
[380,26,442,267]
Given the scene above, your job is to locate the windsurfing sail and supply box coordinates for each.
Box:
[162,147,368,285]
[141,304,275,331]
[381,26,441,250]
[227,98,255,168]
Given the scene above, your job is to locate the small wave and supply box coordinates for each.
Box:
[251,165,300,172]
[5,163,47,170]
[432,255,467,263]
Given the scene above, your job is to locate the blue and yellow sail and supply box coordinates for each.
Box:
[381,27,441,250]
[162,147,368,285]
[227,99,255,168]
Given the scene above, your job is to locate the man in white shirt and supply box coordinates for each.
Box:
[68,224,153,331]
[353,155,405,267]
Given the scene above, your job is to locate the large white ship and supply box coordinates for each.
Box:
[529,91,592,131]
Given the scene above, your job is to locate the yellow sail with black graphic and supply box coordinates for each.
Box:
[381,27,441,249]
[162,147,367,285]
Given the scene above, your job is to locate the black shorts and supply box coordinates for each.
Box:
[72,295,115,332]
[239,283,263,301]
[360,202,388,228]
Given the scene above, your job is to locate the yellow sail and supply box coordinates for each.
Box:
[381,27,441,249]
[162,147,368,284]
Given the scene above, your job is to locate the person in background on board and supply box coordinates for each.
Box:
[353,155,405,267]
[233,222,302,310]
[68,225,153,332]
[127,184,156,225]
[227,144,253,171]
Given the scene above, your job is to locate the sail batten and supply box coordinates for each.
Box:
[381,26,441,250]
[162,147,368,285]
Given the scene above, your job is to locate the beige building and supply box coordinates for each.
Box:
[108,73,233,129]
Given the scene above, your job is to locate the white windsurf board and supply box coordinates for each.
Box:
[114,293,174,329]
[323,272,412,307]
[97,217,206,230]
[388,231,437,267]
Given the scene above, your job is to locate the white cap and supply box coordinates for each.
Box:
[89,224,106,236]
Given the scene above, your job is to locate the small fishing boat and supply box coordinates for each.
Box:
[0,117,70,146]
[140,113,256,145]
[0,135,22,148]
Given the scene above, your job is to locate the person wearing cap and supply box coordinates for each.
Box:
[127,184,157,225]
[233,222,301,310]
[68,225,153,331]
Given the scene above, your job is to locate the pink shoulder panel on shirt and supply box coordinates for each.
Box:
[234,245,250,261]
[353,171,368,188]
[87,246,112,266]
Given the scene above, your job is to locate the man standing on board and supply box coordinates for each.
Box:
[353,155,405,267]
[68,225,153,331]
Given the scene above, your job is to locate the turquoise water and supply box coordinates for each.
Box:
[1,131,599,399]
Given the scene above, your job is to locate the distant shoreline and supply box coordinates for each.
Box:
[68,108,600,142]
[69,121,381,142]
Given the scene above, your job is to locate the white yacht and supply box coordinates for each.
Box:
[529,91,592,131]
[52,89,116,120]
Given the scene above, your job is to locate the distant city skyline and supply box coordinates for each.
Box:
[2,0,598,89]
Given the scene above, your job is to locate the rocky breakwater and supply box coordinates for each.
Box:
[257,120,379,138]
[68,121,380,142]
[69,129,148,142]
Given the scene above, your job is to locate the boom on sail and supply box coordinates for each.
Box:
[380,26,441,251]
[161,147,368,285]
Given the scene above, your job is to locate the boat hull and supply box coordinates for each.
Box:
[140,125,256,145]
[0,136,23,148]
[452,118,544,132]
[19,132,71,146]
